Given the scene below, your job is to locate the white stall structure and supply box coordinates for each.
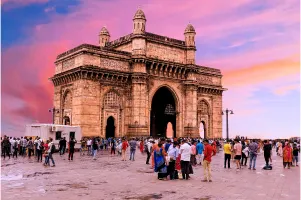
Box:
[25,124,82,149]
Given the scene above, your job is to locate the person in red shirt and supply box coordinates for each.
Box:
[202,139,216,182]
[121,138,128,161]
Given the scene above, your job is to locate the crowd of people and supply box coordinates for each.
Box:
[1,135,300,181]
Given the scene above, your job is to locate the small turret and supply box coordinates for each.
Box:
[184,24,196,64]
[184,24,196,47]
[99,26,110,47]
[133,8,146,34]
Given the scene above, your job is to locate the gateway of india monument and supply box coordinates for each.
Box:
[50,9,226,139]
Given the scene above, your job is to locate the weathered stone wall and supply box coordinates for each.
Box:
[71,79,101,137]
[184,85,198,137]
[115,43,132,53]
[146,42,186,64]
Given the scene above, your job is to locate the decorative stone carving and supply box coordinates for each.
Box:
[100,58,129,71]
[196,75,213,85]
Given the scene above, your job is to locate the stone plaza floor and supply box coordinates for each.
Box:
[1,149,300,200]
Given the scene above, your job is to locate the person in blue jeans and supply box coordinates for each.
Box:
[129,138,137,161]
[196,140,204,165]
[248,139,258,170]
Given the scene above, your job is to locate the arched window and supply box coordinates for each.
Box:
[104,91,120,108]
[198,100,209,115]
[63,91,72,109]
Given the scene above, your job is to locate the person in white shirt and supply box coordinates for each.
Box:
[167,141,179,180]
[47,138,56,167]
[180,139,192,180]
[87,138,92,156]
[145,140,153,164]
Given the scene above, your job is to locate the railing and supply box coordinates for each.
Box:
[57,44,132,59]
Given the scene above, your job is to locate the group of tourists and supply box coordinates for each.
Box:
[1,135,56,167]
[2,135,300,181]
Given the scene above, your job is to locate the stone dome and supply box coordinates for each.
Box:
[185,24,196,33]
[133,9,146,20]
[100,26,110,36]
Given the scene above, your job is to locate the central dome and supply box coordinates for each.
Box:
[133,9,146,20]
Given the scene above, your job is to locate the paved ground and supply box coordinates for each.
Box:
[1,148,300,200]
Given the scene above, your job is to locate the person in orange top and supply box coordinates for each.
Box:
[121,138,128,161]
[139,139,144,154]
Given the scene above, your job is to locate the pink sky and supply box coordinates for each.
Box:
[2,0,300,139]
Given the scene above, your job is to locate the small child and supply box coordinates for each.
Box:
[117,142,122,156]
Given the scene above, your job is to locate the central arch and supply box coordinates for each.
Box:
[150,86,177,138]
[106,116,115,138]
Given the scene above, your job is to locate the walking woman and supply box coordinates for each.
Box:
[139,139,144,154]
[154,143,167,180]
[283,142,293,169]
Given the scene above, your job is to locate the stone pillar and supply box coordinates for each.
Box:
[184,84,198,137]
[72,79,101,137]
[128,77,149,136]
[128,66,149,136]
[53,86,61,124]
[212,95,223,138]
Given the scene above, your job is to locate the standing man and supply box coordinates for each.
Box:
[145,140,153,164]
[59,138,64,155]
[22,137,27,157]
[48,138,56,167]
[196,140,204,165]
[87,138,92,156]
[36,137,43,162]
[248,139,259,170]
[121,138,128,161]
[2,136,11,159]
[167,141,179,180]
[224,140,232,169]
[68,137,77,161]
[179,139,191,180]
[263,140,272,167]
[234,139,242,169]
[129,138,137,161]
[202,139,216,182]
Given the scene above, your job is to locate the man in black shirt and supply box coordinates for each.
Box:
[68,137,77,161]
[263,140,272,166]
[62,137,67,155]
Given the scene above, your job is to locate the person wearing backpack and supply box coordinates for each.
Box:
[48,138,56,167]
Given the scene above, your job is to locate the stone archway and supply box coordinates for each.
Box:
[197,100,210,139]
[106,116,115,138]
[150,86,177,138]
[62,90,72,125]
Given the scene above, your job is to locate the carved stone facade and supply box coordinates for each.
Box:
[50,9,226,138]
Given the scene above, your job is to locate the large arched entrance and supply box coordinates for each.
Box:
[150,86,176,138]
[105,116,115,138]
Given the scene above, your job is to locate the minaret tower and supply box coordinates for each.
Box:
[132,8,146,57]
[99,26,110,47]
[184,24,196,64]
